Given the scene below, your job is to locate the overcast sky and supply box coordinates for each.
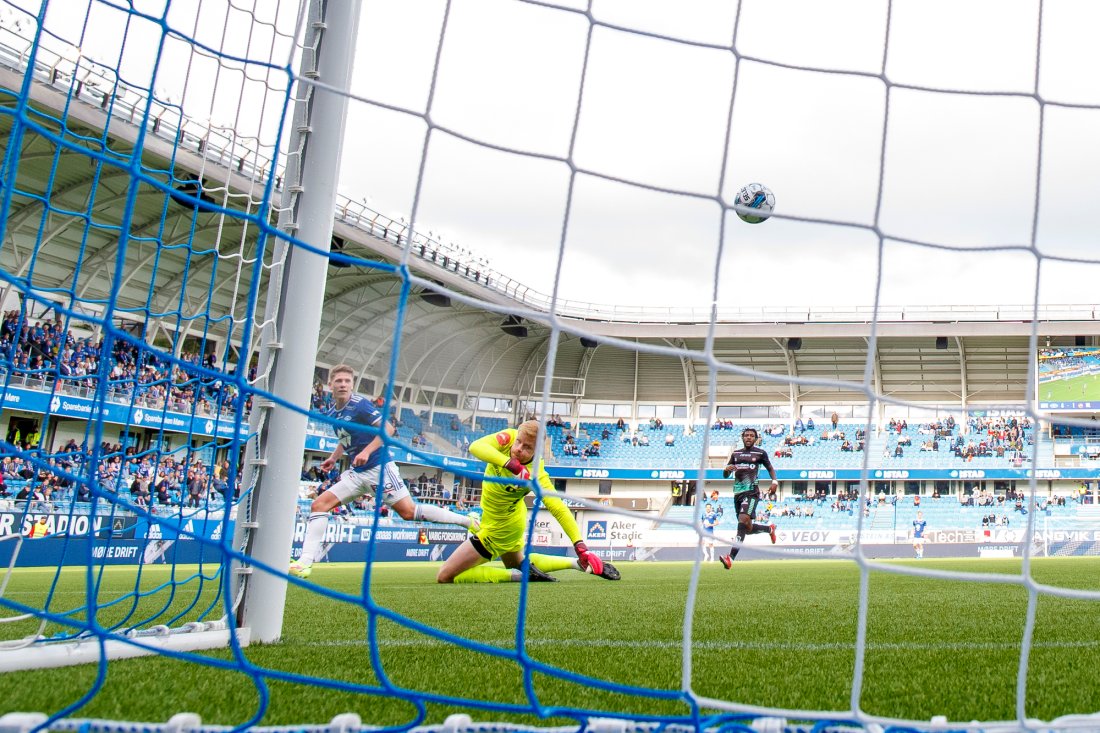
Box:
[341,0,1100,311]
[11,0,1100,311]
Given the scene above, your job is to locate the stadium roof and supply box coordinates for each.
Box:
[3,56,1100,412]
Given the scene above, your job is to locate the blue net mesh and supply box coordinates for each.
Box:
[1,3,1099,733]
[0,0,294,722]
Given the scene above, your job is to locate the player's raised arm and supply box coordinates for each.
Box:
[469,430,529,478]
[539,484,612,579]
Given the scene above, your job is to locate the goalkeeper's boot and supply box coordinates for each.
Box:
[719,554,732,570]
[769,524,777,544]
[288,560,312,579]
[527,565,558,582]
[594,560,621,580]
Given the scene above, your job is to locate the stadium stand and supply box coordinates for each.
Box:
[0,311,242,420]
[667,493,1093,534]
[530,417,1040,471]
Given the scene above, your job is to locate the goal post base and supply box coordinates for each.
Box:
[0,623,249,673]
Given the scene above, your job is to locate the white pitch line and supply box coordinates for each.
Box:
[299,637,1100,653]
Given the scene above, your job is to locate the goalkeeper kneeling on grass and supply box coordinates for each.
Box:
[437,420,620,584]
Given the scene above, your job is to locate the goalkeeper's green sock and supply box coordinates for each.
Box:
[529,553,576,573]
[452,565,517,584]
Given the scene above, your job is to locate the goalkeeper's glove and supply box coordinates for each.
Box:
[573,541,604,575]
[503,458,531,480]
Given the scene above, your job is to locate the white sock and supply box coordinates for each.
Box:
[414,503,473,528]
[299,512,329,565]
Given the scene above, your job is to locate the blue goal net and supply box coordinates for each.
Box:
[0,0,297,707]
[1,2,1099,733]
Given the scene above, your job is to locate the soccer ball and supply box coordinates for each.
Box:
[734,182,775,224]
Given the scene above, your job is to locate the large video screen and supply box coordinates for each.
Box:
[1037,347,1100,411]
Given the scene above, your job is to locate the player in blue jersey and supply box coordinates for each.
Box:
[911,510,927,559]
[289,364,477,578]
[701,502,722,562]
[719,428,778,569]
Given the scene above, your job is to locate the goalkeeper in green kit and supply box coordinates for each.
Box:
[436,420,621,583]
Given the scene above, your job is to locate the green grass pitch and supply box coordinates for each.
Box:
[1,559,1098,728]
[1040,372,1100,402]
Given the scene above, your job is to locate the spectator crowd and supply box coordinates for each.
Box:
[2,311,245,419]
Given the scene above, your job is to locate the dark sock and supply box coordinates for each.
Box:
[751,523,771,534]
[728,528,748,560]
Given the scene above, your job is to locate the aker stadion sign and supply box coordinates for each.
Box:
[0,512,136,538]
[583,513,649,545]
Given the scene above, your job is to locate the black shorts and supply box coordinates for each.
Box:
[469,533,493,560]
[733,489,760,519]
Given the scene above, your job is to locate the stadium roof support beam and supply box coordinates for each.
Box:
[956,336,968,412]
[357,309,500,415]
[314,273,403,354]
[324,290,406,364]
[667,338,698,423]
[460,328,510,396]
[478,334,539,424]
[426,332,496,415]
[72,200,229,302]
[338,292,437,368]
[776,337,799,422]
[867,337,883,424]
[579,341,595,413]
[574,342,598,420]
[514,334,548,403]
[1,161,132,233]
[464,330,526,426]
[518,333,568,411]
[633,346,639,417]
[1,182,166,307]
[416,325,502,418]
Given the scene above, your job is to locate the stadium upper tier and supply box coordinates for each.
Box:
[537,418,1052,471]
[0,338,1093,478]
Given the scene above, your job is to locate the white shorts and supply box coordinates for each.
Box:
[327,463,410,507]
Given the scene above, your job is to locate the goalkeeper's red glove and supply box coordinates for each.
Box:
[573,541,604,576]
[503,458,530,480]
